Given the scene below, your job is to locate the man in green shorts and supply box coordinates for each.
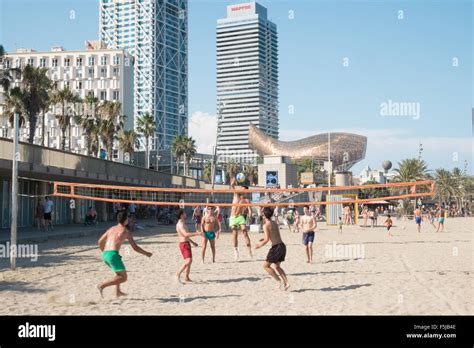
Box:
[229,177,253,261]
[97,211,152,298]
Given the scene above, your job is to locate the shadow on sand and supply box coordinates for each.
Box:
[159,294,241,303]
[0,280,50,293]
[293,283,372,293]
[206,276,262,284]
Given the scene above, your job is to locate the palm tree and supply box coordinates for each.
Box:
[296,159,313,175]
[434,169,456,207]
[202,160,212,182]
[21,65,52,144]
[224,160,240,183]
[75,95,100,156]
[136,112,156,169]
[118,129,139,162]
[1,87,27,132]
[182,136,197,176]
[391,158,431,214]
[0,44,16,93]
[50,87,81,150]
[171,134,186,174]
[243,163,258,186]
[392,158,430,183]
[38,89,51,146]
[98,101,125,160]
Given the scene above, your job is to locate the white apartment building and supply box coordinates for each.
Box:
[358,165,391,184]
[216,2,279,164]
[0,41,133,159]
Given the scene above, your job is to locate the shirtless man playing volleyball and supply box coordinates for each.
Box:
[229,177,253,261]
[201,205,221,263]
[97,212,152,298]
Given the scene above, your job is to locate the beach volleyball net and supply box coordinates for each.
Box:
[52,180,435,207]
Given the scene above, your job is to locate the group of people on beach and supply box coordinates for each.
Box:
[96,177,326,298]
[414,205,446,233]
[35,196,55,232]
[95,181,456,298]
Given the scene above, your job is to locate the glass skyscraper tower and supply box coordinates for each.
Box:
[100,0,188,150]
[216,2,279,163]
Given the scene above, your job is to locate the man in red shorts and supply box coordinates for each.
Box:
[176,209,202,283]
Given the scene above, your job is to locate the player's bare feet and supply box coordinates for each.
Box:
[175,274,183,284]
[283,283,291,291]
[184,278,193,283]
[96,284,104,299]
[116,291,127,298]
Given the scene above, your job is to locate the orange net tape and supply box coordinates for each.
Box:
[52,180,435,207]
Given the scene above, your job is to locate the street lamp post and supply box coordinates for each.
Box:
[211,102,225,192]
[10,112,19,270]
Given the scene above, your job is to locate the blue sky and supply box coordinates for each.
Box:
[1,0,472,174]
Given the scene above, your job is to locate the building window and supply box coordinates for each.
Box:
[113,55,120,65]
[4,59,10,69]
[88,67,94,78]
[100,67,107,78]
[65,81,70,89]
[101,56,107,65]
[76,57,83,66]
[52,58,58,67]
[64,58,71,67]
[113,149,119,160]
[15,58,21,68]
[112,67,119,77]
[39,58,46,67]
[100,90,107,101]
[112,90,119,100]
[87,90,94,97]
[76,81,82,89]
[76,68,83,79]
[27,58,34,66]
[88,56,95,66]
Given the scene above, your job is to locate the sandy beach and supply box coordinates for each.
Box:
[0,217,472,315]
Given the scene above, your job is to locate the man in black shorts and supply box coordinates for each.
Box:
[299,205,316,263]
[255,207,290,291]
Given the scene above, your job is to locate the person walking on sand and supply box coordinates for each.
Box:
[361,207,368,227]
[176,209,202,283]
[299,205,317,263]
[35,198,45,231]
[293,209,300,233]
[414,207,422,233]
[201,205,221,263]
[255,207,290,291]
[385,214,393,236]
[97,212,152,298]
[43,196,54,231]
[192,205,202,233]
[436,207,445,232]
[229,177,253,261]
[338,216,343,233]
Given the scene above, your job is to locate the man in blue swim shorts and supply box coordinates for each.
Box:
[414,207,422,233]
[201,205,221,263]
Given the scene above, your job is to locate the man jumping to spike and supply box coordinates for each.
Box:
[229,177,253,261]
